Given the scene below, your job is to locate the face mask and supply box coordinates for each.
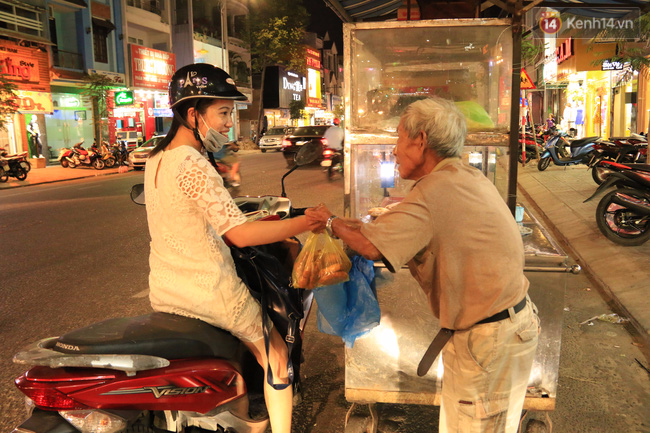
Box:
[197,115,229,153]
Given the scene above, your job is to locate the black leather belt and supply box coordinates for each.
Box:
[476,297,527,325]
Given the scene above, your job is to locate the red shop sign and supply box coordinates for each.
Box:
[130,44,176,90]
[0,53,40,83]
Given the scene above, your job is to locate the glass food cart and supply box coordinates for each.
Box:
[341,20,577,433]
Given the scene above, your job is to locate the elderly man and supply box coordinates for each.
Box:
[306,97,539,433]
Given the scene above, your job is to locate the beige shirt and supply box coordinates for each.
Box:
[361,158,528,330]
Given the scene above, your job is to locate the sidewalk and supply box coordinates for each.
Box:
[517,162,650,346]
[0,164,132,190]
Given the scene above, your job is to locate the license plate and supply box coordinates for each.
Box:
[20,162,28,169]
[321,160,332,167]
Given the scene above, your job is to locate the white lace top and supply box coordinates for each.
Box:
[144,145,264,342]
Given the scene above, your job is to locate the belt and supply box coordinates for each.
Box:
[476,297,527,325]
[416,297,528,377]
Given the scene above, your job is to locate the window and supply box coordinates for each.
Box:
[93,27,108,63]
[0,0,43,36]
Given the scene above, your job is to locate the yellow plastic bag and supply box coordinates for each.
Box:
[292,232,352,289]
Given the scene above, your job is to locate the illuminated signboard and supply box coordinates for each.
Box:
[601,60,628,71]
[306,47,321,69]
[115,91,135,106]
[307,68,321,107]
[0,53,40,83]
[15,90,53,113]
[130,44,176,90]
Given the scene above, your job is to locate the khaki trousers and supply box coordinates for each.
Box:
[439,299,540,433]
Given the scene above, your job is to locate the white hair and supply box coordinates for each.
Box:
[400,97,467,158]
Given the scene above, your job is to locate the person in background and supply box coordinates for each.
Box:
[323,118,344,151]
[575,101,585,139]
[306,97,540,433]
[545,113,555,130]
[145,63,319,433]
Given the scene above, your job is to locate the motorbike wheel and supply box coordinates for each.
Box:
[591,164,612,185]
[327,160,344,181]
[60,159,69,168]
[105,157,116,168]
[14,167,27,181]
[68,160,77,168]
[0,171,7,182]
[537,157,551,171]
[23,160,31,172]
[93,159,105,170]
[595,189,650,246]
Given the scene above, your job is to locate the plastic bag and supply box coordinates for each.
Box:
[292,232,351,289]
[313,256,381,348]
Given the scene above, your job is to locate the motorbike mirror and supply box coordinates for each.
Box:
[130,183,146,205]
[295,142,321,166]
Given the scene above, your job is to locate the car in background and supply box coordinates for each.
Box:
[258,127,293,152]
[116,130,143,149]
[129,135,165,170]
[281,125,330,167]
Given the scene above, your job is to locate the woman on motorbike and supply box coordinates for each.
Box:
[145,63,317,433]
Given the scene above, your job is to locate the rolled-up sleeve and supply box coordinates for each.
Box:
[360,188,433,272]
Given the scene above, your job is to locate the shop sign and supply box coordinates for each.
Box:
[115,90,135,106]
[306,47,321,69]
[601,60,629,71]
[307,68,321,107]
[153,108,173,117]
[0,53,40,83]
[556,37,573,64]
[15,90,53,113]
[88,69,126,85]
[55,94,82,108]
[130,45,176,91]
[279,69,306,107]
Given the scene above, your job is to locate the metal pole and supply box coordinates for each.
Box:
[507,11,523,216]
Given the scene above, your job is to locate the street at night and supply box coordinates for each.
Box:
[1,152,648,432]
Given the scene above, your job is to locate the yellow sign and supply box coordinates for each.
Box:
[521,68,536,90]
[15,90,53,113]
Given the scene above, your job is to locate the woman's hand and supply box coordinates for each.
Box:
[305,204,330,232]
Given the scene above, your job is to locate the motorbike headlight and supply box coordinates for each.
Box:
[60,410,126,433]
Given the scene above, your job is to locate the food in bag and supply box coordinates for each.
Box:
[292,232,351,289]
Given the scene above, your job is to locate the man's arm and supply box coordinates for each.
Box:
[330,217,382,261]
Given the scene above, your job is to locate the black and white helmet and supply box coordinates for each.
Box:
[169,63,247,108]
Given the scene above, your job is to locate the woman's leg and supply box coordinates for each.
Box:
[244,328,292,433]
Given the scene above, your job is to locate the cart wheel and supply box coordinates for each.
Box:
[525,419,549,433]
[345,415,369,433]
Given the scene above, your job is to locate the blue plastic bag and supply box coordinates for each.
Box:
[312,256,380,348]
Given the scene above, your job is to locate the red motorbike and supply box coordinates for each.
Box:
[12,143,322,433]
[58,141,105,170]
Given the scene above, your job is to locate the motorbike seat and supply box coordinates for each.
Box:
[54,312,242,361]
[570,137,599,150]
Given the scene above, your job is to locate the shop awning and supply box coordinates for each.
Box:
[92,17,116,32]
[323,0,648,22]
[0,29,56,45]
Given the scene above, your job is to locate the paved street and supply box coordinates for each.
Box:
[0,152,648,432]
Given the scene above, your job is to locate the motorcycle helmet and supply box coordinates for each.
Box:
[169,63,247,108]
[333,118,340,126]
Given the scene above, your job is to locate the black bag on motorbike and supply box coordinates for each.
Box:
[230,242,304,390]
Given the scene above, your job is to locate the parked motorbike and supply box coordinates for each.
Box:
[0,150,31,172]
[537,131,600,171]
[518,129,543,164]
[93,141,117,168]
[11,142,322,433]
[321,147,344,180]
[588,134,648,184]
[58,142,105,170]
[584,160,650,246]
[0,153,29,182]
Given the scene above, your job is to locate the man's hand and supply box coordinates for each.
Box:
[305,204,330,233]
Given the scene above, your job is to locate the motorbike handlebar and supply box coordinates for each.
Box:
[291,207,307,217]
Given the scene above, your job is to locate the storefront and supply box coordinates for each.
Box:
[305,47,323,125]
[262,66,307,128]
[540,36,643,138]
[0,39,52,164]
[109,44,175,144]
